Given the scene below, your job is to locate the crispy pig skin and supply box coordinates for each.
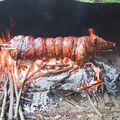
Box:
[9,29,116,66]
[54,37,63,58]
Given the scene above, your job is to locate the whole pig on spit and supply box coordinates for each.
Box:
[3,28,115,67]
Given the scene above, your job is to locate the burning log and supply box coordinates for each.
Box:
[14,61,35,119]
[32,67,77,80]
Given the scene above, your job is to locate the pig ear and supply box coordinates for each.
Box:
[88,28,95,36]
[88,28,96,39]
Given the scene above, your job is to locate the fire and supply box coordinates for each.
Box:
[91,66,102,91]
[93,66,101,82]
[0,32,102,92]
[0,32,17,79]
[73,62,102,94]
[17,58,78,85]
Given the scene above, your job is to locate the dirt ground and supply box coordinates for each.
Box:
[24,92,120,120]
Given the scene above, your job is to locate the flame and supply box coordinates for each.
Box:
[93,66,101,81]
[0,32,15,76]
[87,65,102,91]
[77,63,102,93]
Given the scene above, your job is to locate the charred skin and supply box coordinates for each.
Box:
[9,29,115,66]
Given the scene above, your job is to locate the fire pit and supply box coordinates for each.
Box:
[0,1,120,120]
[0,29,120,120]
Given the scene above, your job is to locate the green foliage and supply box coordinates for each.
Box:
[75,0,120,3]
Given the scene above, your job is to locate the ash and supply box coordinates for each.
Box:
[23,61,120,113]
[95,60,120,95]
[60,63,99,95]
[23,91,59,113]
[23,73,68,113]
[60,61,120,95]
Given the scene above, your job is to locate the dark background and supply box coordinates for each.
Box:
[0,0,120,46]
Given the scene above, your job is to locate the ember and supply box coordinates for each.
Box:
[0,29,120,119]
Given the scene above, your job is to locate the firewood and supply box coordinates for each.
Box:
[14,61,38,119]
[13,76,25,120]
[0,79,8,119]
[8,72,14,120]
